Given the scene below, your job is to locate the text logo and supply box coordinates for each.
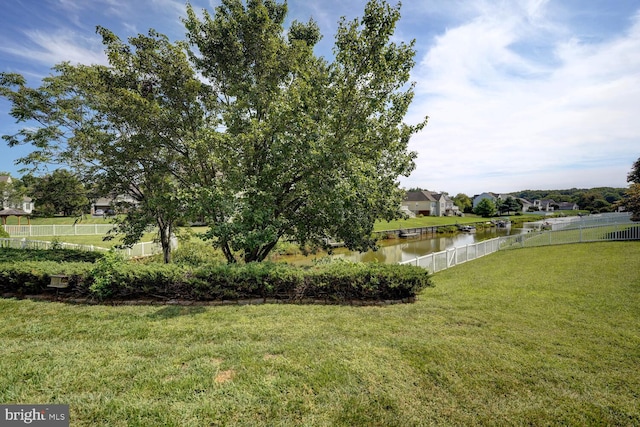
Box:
[1,405,69,426]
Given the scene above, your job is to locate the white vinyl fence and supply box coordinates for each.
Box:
[3,224,117,237]
[400,222,640,273]
[0,238,162,258]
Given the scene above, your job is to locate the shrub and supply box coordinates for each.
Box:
[89,250,126,298]
[0,261,91,294]
[0,247,104,263]
[0,252,433,303]
[0,227,9,238]
[171,241,226,266]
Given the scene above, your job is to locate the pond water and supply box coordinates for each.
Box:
[278,225,525,265]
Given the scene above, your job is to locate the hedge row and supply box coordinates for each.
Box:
[0,258,432,303]
[0,247,104,263]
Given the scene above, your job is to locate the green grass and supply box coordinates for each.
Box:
[374,214,485,231]
[502,224,638,249]
[0,241,638,425]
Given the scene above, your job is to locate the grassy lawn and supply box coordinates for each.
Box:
[1,241,638,425]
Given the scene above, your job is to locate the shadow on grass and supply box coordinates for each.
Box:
[147,305,207,320]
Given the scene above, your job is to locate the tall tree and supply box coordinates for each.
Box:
[184,0,427,263]
[452,193,472,213]
[623,157,640,221]
[628,158,640,185]
[499,196,521,215]
[0,29,210,263]
[474,198,496,217]
[30,169,89,216]
[0,173,26,210]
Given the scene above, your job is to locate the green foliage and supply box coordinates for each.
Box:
[184,0,426,263]
[0,174,27,210]
[498,196,521,215]
[170,241,226,267]
[2,1,425,265]
[0,261,90,293]
[452,193,472,213]
[623,158,640,221]
[29,169,89,216]
[0,251,432,302]
[628,157,640,184]
[0,228,9,238]
[0,247,103,263]
[513,187,626,212]
[88,249,126,298]
[474,198,497,217]
[623,183,640,221]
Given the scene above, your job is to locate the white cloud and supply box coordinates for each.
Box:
[0,29,107,66]
[402,1,640,195]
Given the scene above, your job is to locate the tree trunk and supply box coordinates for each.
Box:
[158,222,172,264]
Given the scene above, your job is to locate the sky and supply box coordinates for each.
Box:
[0,0,639,196]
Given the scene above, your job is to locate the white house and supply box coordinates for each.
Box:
[0,175,34,214]
[402,191,460,216]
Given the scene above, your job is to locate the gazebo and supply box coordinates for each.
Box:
[0,208,31,226]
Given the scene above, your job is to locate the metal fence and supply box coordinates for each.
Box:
[3,224,117,237]
[0,238,162,258]
[400,222,640,273]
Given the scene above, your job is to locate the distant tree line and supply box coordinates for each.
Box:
[512,188,626,213]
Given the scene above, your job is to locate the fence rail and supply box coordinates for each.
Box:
[400,222,640,273]
[0,238,162,258]
[3,224,117,237]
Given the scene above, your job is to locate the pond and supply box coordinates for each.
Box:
[277,225,526,265]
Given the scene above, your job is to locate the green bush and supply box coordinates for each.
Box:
[0,247,104,263]
[171,241,226,266]
[0,253,433,303]
[0,261,91,294]
[0,228,9,238]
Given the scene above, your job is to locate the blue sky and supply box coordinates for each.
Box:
[1,0,638,196]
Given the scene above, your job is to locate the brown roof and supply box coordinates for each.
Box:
[404,191,437,202]
[0,208,30,216]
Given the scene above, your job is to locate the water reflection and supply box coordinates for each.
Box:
[283,226,524,265]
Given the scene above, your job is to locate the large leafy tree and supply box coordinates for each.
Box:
[452,193,472,213]
[0,29,210,263]
[474,198,497,218]
[30,169,89,216]
[0,173,26,210]
[623,157,640,221]
[1,0,425,264]
[499,196,521,215]
[184,0,427,263]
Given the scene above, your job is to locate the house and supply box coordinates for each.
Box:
[0,175,34,214]
[402,191,460,217]
[557,202,578,211]
[91,194,139,215]
[533,199,556,212]
[517,198,533,212]
[472,192,509,209]
[472,192,533,213]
